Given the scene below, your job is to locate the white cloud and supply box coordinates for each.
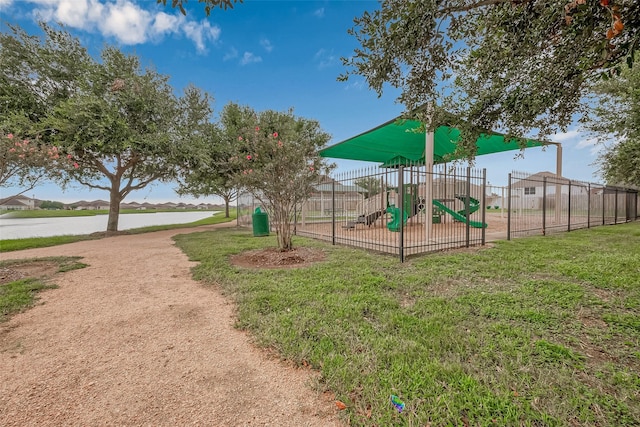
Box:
[552,129,602,155]
[100,0,152,44]
[223,47,238,61]
[313,7,324,18]
[314,48,336,69]
[27,0,221,52]
[260,37,273,52]
[552,129,581,143]
[240,51,262,65]
[0,0,14,8]
[152,12,181,36]
[183,19,221,53]
[344,79,365,91]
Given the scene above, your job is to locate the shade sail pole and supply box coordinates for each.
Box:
[425,111,434,243]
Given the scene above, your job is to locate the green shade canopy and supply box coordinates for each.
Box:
[320,117,546,165]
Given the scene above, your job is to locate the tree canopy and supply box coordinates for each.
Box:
[178,102,256,217]
[1,24,89,200]
[1,23,212,231]
[340,0,640,158]
[231,108,333,251]
[582,56,640,187]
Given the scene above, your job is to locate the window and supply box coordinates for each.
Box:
[524,187,536,195]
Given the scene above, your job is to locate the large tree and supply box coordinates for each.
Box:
[232,108,333,251]
[340,0,640,158]
[1,23,90,200]
[582,57,640,187]
[1,23,211,231]
[178,102,255,218]
[45,49,211,232]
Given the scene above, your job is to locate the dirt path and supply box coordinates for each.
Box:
[0,223,341,426]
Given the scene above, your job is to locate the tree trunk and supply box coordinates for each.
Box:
[224,195,230,218]
[107,188,122,232]
[273,203,293,251]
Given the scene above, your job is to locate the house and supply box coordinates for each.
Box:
[307,178,365,215]
[72,200,110,210]
[511,171,573,210]
[157,202,178,209]
[0,195,35,210]
[120,202,142,210]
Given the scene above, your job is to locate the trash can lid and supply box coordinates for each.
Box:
[255,207,262,213]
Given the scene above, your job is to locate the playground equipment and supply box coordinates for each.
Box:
[386,184,424,232]
[387,190,486,231]
[342,195,386,229]
[345,186,487,231]
[344,185,419,230]
[433,195,486,228]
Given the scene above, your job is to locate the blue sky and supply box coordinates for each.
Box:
[1,0,605,204]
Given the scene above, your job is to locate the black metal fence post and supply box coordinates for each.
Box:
[465,166,471,247]
[398,165,405,262]
[507,173,512,240]
[481,168,487,245]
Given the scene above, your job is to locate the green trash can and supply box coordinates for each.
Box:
[252,207,270,237]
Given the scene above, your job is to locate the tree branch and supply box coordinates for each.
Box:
[74,177,110,191]
[439,0,533,15]
[120,173,164,197]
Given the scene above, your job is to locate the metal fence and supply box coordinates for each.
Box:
[236,168,638,261]
[294,163,488,261]
[507,171,639,239]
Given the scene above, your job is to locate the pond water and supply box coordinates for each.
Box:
[0,211,219,240]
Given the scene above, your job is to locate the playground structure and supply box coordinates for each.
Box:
[294,164,492,259]
[239,114,639,260]
[342,183,486,232]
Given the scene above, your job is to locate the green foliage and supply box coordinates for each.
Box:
[178,102,253,217]
[1,23,214,232]
[38,200,64,210]
[341,1,640,158]
[175,222,640,426]
[354,176,384,199]
[0,23,92,195]
[231,108,333,250]
[582,57,640,187]
[158,0,242,16]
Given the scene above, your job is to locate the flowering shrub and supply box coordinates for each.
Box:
[1,132,80,191]
[231,110,332,251]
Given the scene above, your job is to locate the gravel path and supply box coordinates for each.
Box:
[0,223,341,426]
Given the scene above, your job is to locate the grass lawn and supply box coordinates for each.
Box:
[0,257,87,321]
[174,222,640,426]
[0,211,237,252]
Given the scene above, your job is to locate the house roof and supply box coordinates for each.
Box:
[0,197,30,207]
[511,171,568,189]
